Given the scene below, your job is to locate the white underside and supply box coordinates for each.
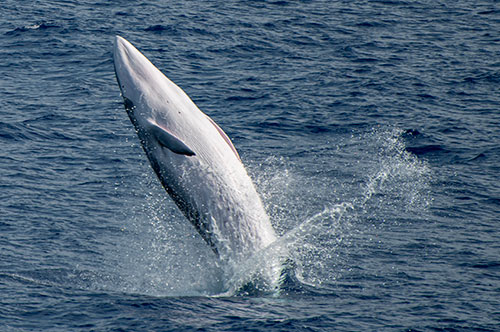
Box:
[113,36,277,265]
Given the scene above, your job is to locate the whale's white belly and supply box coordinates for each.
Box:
[113,36,277,263]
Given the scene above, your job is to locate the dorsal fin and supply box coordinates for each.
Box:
[146,119,195,156]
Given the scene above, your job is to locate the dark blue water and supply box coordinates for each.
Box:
[1,0,499,331]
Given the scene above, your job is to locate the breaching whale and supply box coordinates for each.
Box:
[113,36,277,265]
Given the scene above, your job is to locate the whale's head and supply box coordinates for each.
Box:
[113,36,161,122]
[113,36,201,156]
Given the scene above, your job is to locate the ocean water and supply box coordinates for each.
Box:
[1,0,499,331]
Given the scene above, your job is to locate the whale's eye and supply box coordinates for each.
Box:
[123,97,135,111]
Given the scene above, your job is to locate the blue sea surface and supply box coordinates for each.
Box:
[1,0,499,331]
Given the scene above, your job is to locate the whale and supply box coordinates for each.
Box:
[113,36,277,265]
